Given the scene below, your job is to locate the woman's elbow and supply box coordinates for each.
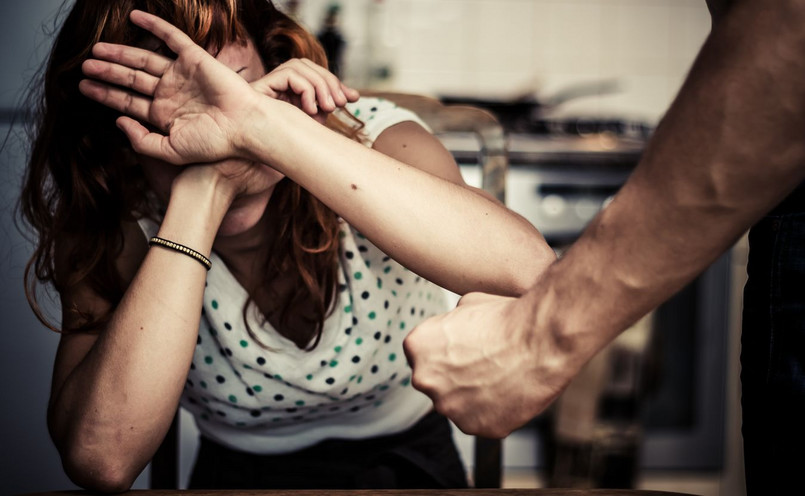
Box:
[505,236,557,296]
[60,443,139,493]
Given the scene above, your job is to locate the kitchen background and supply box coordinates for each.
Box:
[0,1,746,495]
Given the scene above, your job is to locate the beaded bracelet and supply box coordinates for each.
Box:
[148,236,212,271]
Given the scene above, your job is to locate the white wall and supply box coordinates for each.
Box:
[287,0,711,123]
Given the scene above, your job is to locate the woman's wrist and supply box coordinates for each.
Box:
[161,168,233,253]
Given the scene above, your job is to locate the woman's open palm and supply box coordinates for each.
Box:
[79,10,257,165]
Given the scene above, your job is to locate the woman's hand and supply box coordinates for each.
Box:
[251,58,359,124]
[78,10,357,165]
[79,10,256,164]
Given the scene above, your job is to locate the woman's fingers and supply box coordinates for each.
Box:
[78,79,153,123]
[91,42,172,77]
[129,9,196,54]
[116,116,182,165]
[82,59,160,96]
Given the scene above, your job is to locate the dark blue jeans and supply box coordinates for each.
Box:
[742,185,805,494]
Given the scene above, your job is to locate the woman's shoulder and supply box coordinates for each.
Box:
[341,96,430,146]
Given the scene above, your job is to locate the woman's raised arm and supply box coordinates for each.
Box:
[80,10,555,296]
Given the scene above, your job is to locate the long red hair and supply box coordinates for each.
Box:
[21,0,361,349]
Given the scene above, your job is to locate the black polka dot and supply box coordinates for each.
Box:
[420,310,425,317]
[370,106,378,112]
[371,365,379,374]
[384,335,391,344]
[341,388,349,395]
[216,375,226,384]
[384,300,389,309]
[352,356,361,363]
[415,276,421,282]
[396,278,404,285]
[264,373,274,379]
[234,371,241,378]
[186,379,194,388]
[257,357,266,366]
[345,250,354,259]
[250,410,261,417]
[330,406,340,411]
[187,397,198,405]
[274,394,284,401]
[225,348,233,357]
[352,316,359,325]
[216,410,227,417]
[292,415,304,421]
[350,406,361,412]
[358,245,368,253]
[390,373,398,380]
[197,335,202,345]
[321,360,328,367]
[344,327,352,335]
[361,291,370,300]
[326,377,335,385]
[246,387,254,396]
[374,331,382,340]
[338,283,348,292]
[366,395,376,401]
[190,362,196,370]
[382,256,390,262]
[286,408,297,413]
[410,307,416,315]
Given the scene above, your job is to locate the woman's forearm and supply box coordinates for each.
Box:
[50,177,230,491]
[240,101,555,296]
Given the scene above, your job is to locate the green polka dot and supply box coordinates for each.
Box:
[344,305,352,313]
[272,417,281,422]
[357,232,366,239]
[201,397,210,404]
[365,261,371,268]
[211,300,219,309]
[357,376,363,384]
[349,375,356,382]
[274,374,283,380]
[401,377,411,387]
[200,381,208,389]
[240,340,249,348]
[379,385,389,391]
[307,374,314,380]
[243,364,252,370]
[383,266,392,274]
[368,311,376,320]
[377,278,383,289]
[427,292,432,300]
[334,346,342,352]
[400,322,406,330]
[354,271,363,280]
[356,337,363,345]
[389,353,397,362]
[204,356,213,364]
[391,290,398,297]
[374,401,383,407]
[228,395,238,403]
[201,413,210,421]
[330,360,338,367]
[253,385,263,392]
[295,400,305,406]
[387,319,392,327]
[354,109,361,117]
[236,421,246,426]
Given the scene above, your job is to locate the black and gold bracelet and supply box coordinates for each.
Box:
[148,236,212,271]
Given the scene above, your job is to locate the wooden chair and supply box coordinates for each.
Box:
[150,92,508,490]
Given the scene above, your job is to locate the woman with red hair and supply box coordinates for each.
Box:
[22,0,554,491]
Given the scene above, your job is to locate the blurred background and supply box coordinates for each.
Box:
[0,1,746,495]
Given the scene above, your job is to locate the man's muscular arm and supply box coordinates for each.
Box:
[405,0,805,436]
